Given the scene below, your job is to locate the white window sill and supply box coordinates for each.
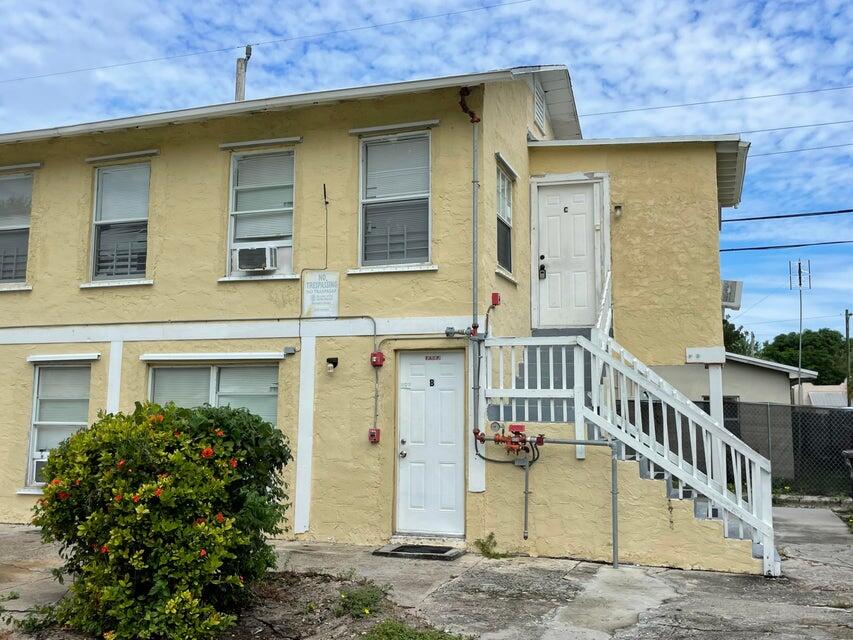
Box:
[0,282,32,292]
[218,274,300,283]
[495,267,517,285]
[16,487,43,495]
[347,264,438,275]
[80,279,153,289]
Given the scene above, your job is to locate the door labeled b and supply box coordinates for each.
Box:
[396,351,465,536]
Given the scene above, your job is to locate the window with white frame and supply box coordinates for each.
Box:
[229,151,294,276]
[29,365,90,485]
[150,365,278,425]
[92,163,150,280]
[0,173,33,282]
[361,133,430,266]
[496,164,513,273]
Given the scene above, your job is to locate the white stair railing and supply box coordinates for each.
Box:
[482,333,779,576]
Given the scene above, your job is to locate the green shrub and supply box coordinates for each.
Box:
[335,582,389,618]
[364,620,469,640]
[33,402,291,640]
[472,532,507,559]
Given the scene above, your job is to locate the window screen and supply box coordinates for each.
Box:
[0,174,32,282]
[30,366,90,484]
[93,164,149,280]
[361,135,429,266]
[496,165,513,272]
[230,152,294,275]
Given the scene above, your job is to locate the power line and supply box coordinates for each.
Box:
[728,119,853,135]
[729,294,772,321]
[742,314,840,326]
[751,142,853,157]
[0,0,533,85]
[722,208,853,223]
[721,240,853,252]
[578,83,853,117]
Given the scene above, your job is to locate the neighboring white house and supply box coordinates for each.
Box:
[791,380,849,408]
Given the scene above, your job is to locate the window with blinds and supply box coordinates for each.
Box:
[93,163,150,280]
[361,134,430,266]
[0,173,32,282]
[30,365,90,484]
[230,152,294,275]
[150,365,278,426]
[496,164,513,273]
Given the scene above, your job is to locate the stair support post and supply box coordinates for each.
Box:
[574,345,586,459]
[610,440,619,568]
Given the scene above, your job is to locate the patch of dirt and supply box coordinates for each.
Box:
[10,572,430,640]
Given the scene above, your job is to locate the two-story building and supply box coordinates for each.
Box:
[0,65,778,575]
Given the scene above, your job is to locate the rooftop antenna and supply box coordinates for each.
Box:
[235,45,252,101]
[789,259,812,404]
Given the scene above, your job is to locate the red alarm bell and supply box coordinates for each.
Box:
[370,351,385,367]
[368,428,381,444]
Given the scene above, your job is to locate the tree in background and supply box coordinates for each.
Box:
[723,315,760,356]
[760,328,847,385]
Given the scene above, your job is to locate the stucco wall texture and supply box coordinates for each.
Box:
[0,80,753,573]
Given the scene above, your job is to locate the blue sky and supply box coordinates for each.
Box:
[1,0,850,341]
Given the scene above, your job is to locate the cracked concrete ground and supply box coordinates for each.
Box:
[2,506,851,638]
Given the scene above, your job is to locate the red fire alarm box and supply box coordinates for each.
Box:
[368,428,381,444]
[491,291,501,306]
[370,351,385,367]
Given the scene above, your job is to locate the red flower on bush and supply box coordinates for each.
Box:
[195,517,205,525]
[117,459,126,469]
[114,494,123,502]
[199,549,207,558]
[214,429,225,437]
[100,545,109,554]
[132,494,140,503]
[215,512,225,524]
[58,491,70,501]
[154,487,163,498]
[228,458,238,469]
[201,447,215,459]
[150,414,164,424]
[50,478,62,486]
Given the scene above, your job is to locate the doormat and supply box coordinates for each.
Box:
[372,544,465,561]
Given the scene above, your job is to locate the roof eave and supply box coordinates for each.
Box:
[725,352,819,379]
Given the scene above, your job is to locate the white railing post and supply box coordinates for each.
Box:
[574,345,586,459]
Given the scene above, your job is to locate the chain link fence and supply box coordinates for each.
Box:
[697,400,853,496]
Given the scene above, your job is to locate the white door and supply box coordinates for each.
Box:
[537,183,597,327]
[396,351,465,536]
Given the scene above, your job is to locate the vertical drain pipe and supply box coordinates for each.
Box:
[611,442,620,568]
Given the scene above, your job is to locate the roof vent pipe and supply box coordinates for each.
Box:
[234,45,252,101]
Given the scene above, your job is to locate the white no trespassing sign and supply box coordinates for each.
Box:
[302,271,340,318]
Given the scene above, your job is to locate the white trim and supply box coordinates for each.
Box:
[494,152,518,180]
[85,149,159,163]
[16,487,44,495]
[80,279,154,289]
[0,282,32,292]
[106,341,123,412]
[294,336,316,533]
[686,346,726,364]
[529,173,611,330]
[725,352,819,379]
[495,267,517,285]
[27,352,101,362]
[0,315,474,345]
[347,264,438,275]
[140,351,287,362]
[218,274,300,282]
[0,162,42,172]
[219,136,302,150]
[349,120,439,135]
[529,134,741,147]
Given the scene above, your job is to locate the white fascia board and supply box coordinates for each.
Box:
[529,134,741,147]
[725,352,818,379]
[140,351,287,362]
[0,69,527,146]
[27,352,101,363]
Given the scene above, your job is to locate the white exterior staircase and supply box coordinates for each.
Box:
[483,274,780,576]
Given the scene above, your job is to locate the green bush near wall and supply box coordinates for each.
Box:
[32,402,292,640]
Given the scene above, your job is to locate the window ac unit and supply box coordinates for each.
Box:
[237,247,278,272]
[721,279,743,310]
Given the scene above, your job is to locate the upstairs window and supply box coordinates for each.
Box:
[229,151,294,276]
[151,365,278,426]
[496,164,513,273]
[0,173,33,282]
[29,365,90,484]
[361,133,430,266]
[93,163,150,280]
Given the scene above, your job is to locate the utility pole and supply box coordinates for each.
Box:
[846,308,851,407]
[789,259,812,405]
[234,45,252,102]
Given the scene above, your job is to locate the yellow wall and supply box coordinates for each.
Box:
[529,144,724,365]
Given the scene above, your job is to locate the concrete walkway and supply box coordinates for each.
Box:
[1,506,851,638]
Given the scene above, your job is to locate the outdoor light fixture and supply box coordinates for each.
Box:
[614,203,623,218]
[326,357,339,373]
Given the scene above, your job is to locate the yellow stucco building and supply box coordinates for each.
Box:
[0,65,776,575]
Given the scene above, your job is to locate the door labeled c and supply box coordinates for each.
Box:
[396,351,465,536]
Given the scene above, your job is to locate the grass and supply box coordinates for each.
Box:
[364,619,470,640]
[335,582,390,619]
[472,532,508,559]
